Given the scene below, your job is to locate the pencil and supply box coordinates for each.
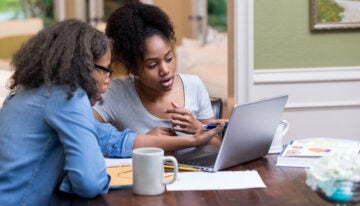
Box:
[164,164,200,172]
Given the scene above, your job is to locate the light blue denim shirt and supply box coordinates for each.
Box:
[0,85,136,205]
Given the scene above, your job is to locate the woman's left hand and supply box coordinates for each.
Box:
[164,101,203,134]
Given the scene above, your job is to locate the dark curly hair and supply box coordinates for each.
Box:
[106,1,176,75]
[9,19,110,101]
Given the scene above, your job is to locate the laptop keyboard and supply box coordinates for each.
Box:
[182,153,218,167]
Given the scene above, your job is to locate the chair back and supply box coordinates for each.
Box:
[210,97,223,119]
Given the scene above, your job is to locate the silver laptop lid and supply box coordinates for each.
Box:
[213,95,288,171]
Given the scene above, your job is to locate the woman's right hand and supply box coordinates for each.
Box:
[191,121,226,147]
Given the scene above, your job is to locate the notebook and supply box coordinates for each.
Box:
[174,95,288,172]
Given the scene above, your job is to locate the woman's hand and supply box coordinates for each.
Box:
[164,101,203,134]
[133,121,226,152]
[191,121,226,147]
[205,118,230,125]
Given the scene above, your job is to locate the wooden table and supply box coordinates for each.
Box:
[79,154,330,206]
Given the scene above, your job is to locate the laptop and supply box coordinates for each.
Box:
[174,95,288,172]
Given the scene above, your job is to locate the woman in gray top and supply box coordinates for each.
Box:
[94,2,226,149]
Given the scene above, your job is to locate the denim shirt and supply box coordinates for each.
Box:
[0,86,136,206]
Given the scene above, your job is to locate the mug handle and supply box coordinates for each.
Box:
[163,156,178,185]
[280,120,289,136]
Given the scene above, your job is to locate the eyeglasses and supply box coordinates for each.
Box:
[94,64,113,78]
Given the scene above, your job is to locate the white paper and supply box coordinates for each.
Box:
[104,157,132,167]
[276,157,316,168]
[166,170,266,191]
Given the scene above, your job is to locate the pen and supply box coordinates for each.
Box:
[164,164,200,172]
[202,123,228,130]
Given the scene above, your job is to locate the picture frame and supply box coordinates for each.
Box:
[311,0,360,31]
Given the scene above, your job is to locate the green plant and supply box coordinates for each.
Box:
[0,0,23,19]
[0,0,53,26]
[317,0,344,23]
[207,0,227,32]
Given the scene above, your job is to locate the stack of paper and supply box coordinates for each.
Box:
[276,137,360,167]
[106,165,133,189]
[106,165,174,189]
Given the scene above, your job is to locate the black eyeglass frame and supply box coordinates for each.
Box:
[94,64,113,77]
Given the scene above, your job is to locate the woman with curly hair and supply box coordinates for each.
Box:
[0,19,114,205]
[94,2,225,145]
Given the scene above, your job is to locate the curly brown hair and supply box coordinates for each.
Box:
[9,19,110,101]
[105,1,176,76]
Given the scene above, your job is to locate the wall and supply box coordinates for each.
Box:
[231,0,360,144]
[65,0,87,22]
[254,0,360,69]
[154,0,206,46]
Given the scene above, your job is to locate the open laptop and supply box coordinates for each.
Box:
[174,95,288,172]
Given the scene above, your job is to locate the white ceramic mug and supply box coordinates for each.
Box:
[269,120,289,154]
[132,147,178,195]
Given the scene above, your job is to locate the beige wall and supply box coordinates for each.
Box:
[65,0,87,21]
[61,0,205,46]
[154,0,191,45]
[226,0,235,118]
[153,0,206,46]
